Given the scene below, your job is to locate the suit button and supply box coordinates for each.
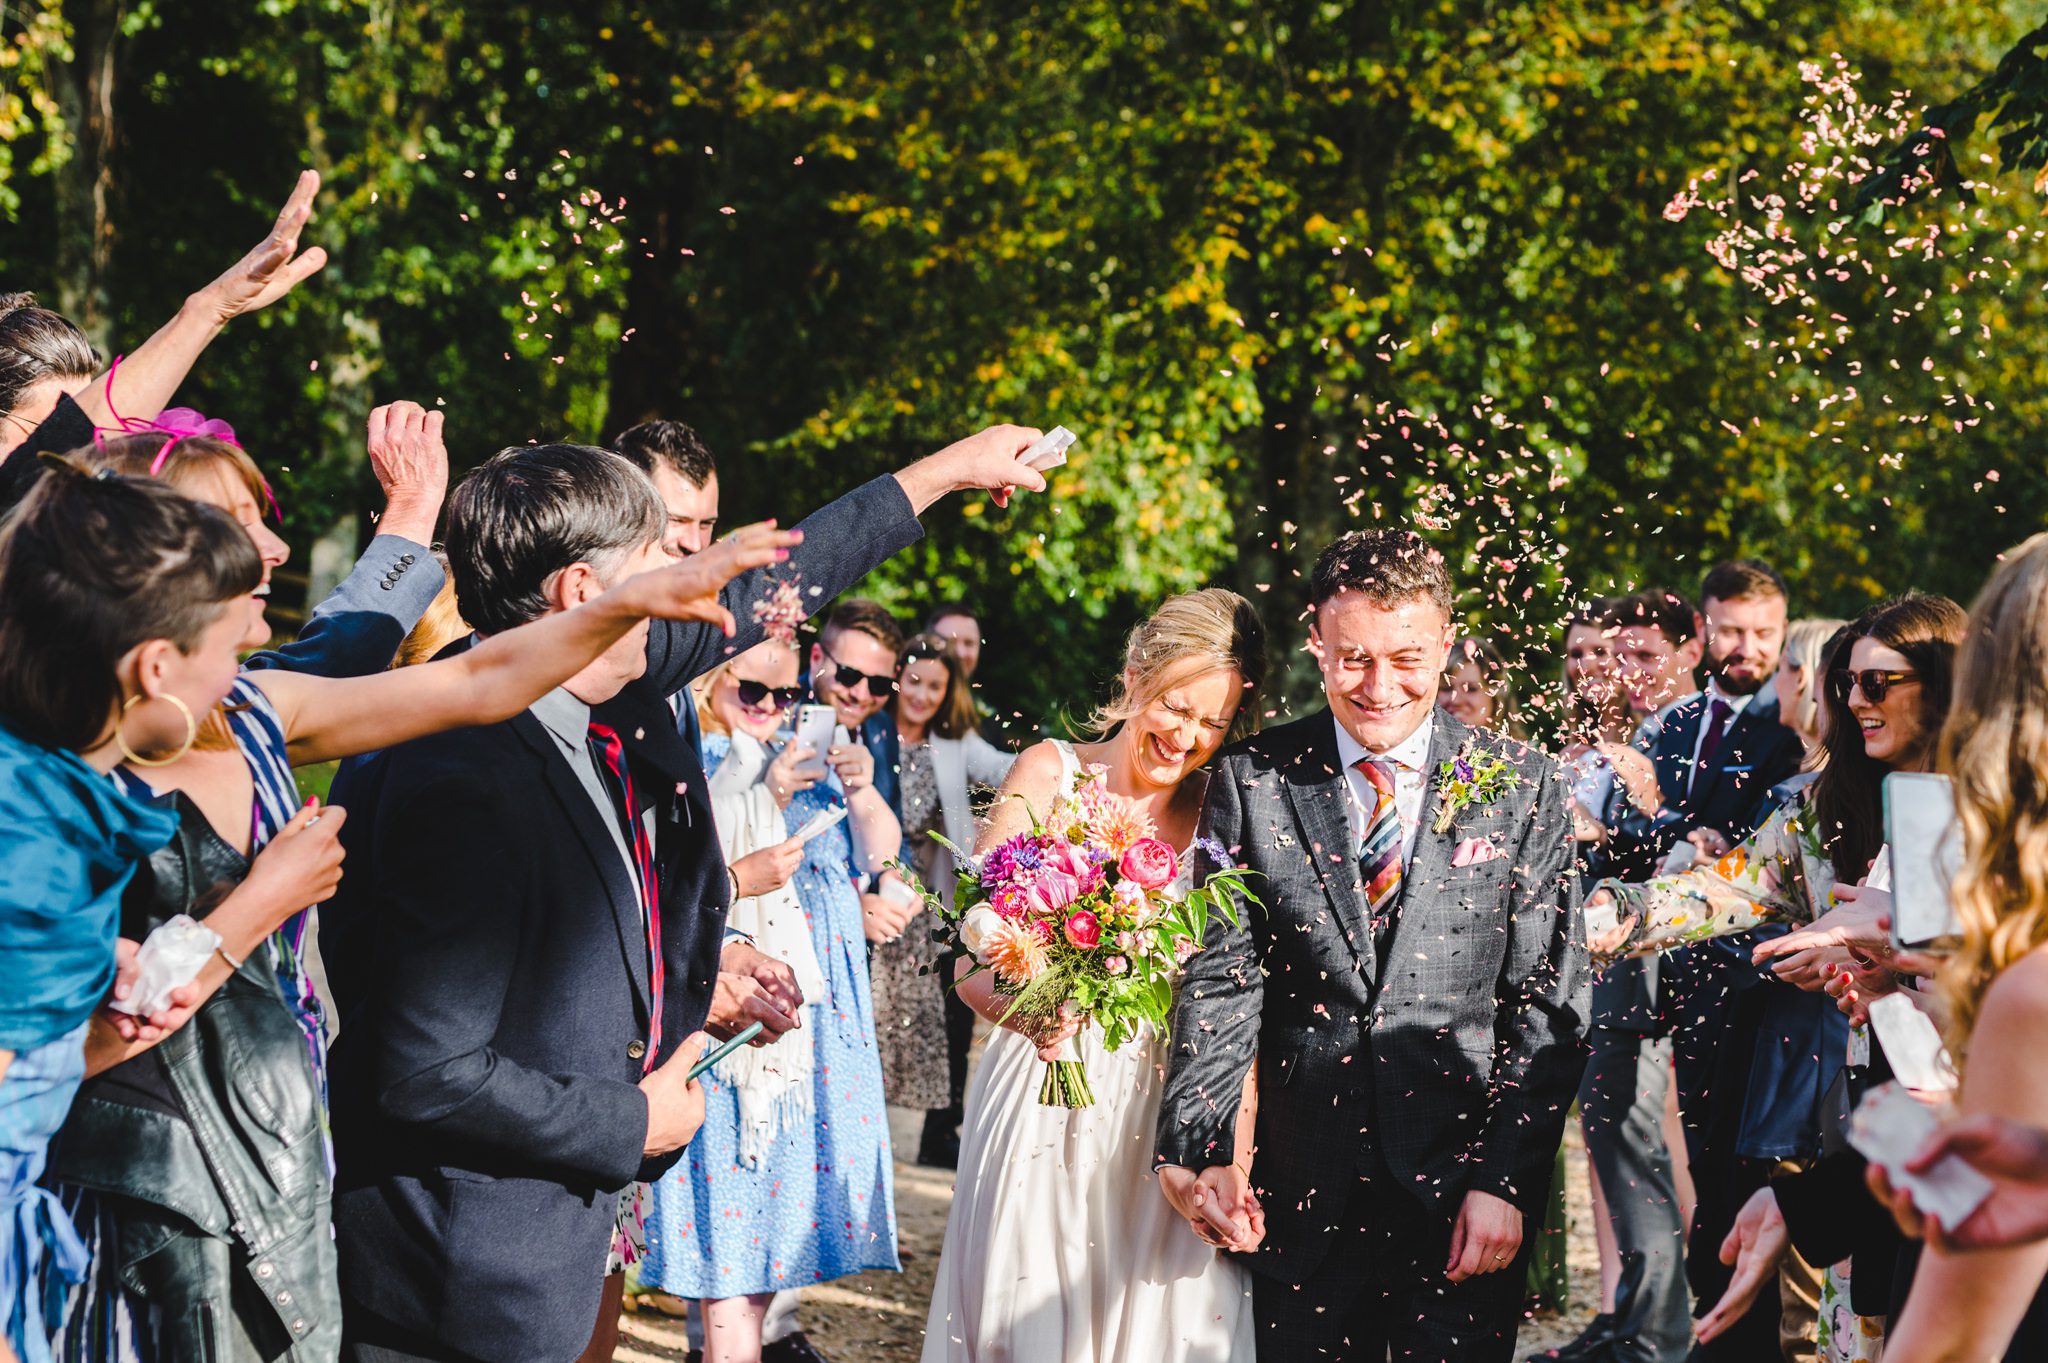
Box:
[627,1040,647,1060]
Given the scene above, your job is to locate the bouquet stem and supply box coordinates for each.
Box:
[1038,1058,1095,1108]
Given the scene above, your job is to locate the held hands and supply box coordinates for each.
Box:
[192,169,330,327]
[1697,1188,1789,1341]
[730,836,803,898]
[1445,1189,1523,1282]
[365,401,449,545]
[622,522,801,633]
[640,1032,714,1156]
[1159,1164,1266,1254]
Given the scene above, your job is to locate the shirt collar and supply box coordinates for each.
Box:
[1331,709,1437,775]
[1703,678,1757,718]
[530,686,593,750]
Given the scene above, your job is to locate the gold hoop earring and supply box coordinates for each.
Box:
[116,693,198,768]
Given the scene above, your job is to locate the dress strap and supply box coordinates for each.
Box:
[1048,739,1083,797]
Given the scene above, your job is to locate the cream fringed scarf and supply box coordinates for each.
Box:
[708,734,829,1167]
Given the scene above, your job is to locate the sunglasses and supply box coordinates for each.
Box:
[820,644,897,697]
[1829,668,1920,704]
[733,679,805,712]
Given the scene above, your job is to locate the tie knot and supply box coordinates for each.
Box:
[1356,756,1398,798]
[587,721,624,771]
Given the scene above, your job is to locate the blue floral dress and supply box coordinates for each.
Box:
[639,734,899,1299]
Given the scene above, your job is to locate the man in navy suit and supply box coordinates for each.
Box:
[323,428,1046,1362]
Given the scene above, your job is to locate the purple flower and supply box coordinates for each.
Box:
[1454,758,1476,783]
[981,834,1045,884]
[1193,836,1234,872]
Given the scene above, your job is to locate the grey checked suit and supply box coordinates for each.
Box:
[1158,707,1590,1361]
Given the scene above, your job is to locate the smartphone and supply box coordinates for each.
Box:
[686,1022,765,1082]
[792,703,837,775]
[1884,771,1964,950]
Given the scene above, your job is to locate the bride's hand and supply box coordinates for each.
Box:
[1019,1002,1082,1062]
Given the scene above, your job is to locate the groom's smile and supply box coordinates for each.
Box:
[1312,591,1457,753]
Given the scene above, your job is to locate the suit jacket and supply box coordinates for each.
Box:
[1156,708,1589,1283]
[320,474,921,1361]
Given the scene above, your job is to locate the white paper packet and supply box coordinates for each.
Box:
[1847,1080,1993,1231]
[107,913,222,1017]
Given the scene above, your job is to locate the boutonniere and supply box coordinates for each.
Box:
[1432,746,1520,834]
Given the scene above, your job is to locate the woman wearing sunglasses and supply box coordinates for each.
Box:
[1588,593,1967,1361]
[634,634,902,1362]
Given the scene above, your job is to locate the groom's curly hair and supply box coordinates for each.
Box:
[1310,528,1453,616]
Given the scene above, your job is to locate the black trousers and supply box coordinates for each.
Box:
[340,1304,480,1363]
[1251,1155,1534,1363]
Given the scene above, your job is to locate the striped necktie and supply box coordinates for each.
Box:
[589,722,664,1074]
[1357,757,1404,920]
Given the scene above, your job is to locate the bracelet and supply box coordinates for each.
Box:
[215,943,245,971]
[727,867,742,900]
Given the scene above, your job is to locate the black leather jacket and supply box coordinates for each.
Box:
[48,793,339,1359]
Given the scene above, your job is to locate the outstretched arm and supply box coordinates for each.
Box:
[640,425,1047,697]
[255,525,797,766]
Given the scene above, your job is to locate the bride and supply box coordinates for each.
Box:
[921,588,1269,1363]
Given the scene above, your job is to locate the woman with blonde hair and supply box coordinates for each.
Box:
[1872,532,2048,1359]
[921,587,1266,1363]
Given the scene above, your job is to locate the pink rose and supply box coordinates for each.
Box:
[1024,868,1083,916]
[989,883,1032,921]
[1026,917,1056,944]
[1064,910,1102,949]
[1119,838,1180,891]
[1044,838,1105,894]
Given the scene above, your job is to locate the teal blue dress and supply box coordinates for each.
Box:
[0,722,177,1363]
[639,732,900,1299]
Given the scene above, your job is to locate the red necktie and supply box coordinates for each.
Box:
[1692,698,1732,796]
[589,722,663,1073]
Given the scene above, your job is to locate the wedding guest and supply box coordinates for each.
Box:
[641,635,885,1363]
[1771,617,1848,766]
[1551,588,1703,1363]
[925,603,983,679]
[0,294,95,454]
[613,417,719,556]
[390,555,466,669]
[322,426,1044,1362]
[1592,592,1969,1363]
[808,599,917,938]
[888,634,1014,1167]
[0,171,328,491]
[1873,532,2048,1358]
[0,467,261,1363]
[1439,635,1524,737]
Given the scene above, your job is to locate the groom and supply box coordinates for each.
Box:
[1157,528,1590,1361]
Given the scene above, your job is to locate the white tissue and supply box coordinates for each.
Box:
[108,913,222,1017]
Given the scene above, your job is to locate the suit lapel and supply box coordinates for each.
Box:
[509,709,653,1021]
[1691,695,1778,815]
[1395,712,1470,920]
[1279,711,1378,975]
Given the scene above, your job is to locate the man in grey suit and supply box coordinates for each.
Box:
[1157,527,1590,1361]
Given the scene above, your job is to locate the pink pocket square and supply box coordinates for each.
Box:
[1451,836,1508,869]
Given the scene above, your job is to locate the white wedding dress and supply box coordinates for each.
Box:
[920,742,1255,1363]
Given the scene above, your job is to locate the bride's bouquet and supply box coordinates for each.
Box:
[904,764,1255,1108]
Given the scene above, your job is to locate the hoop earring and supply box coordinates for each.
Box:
[116,693,198,768]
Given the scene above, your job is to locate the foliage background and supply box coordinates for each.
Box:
[3,1,2043,729]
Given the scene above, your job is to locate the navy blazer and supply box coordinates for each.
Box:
[321,474,920,1361]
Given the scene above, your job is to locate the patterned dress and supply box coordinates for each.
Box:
[868,741,950,1111]
[638,735,900,1300]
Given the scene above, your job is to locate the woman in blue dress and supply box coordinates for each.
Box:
[642,643,902,1362]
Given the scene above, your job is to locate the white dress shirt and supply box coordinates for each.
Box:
[1332,711,1436,864]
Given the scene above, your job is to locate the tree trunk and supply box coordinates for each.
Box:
[49,0,123,349]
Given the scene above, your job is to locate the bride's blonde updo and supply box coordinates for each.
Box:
[1085,588,1267,742]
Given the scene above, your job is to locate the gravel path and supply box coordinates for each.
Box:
[618,1076,1602,1361]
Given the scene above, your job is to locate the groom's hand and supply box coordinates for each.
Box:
[1160,1164,1260,1251]
[1445,1189,1523,1282]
